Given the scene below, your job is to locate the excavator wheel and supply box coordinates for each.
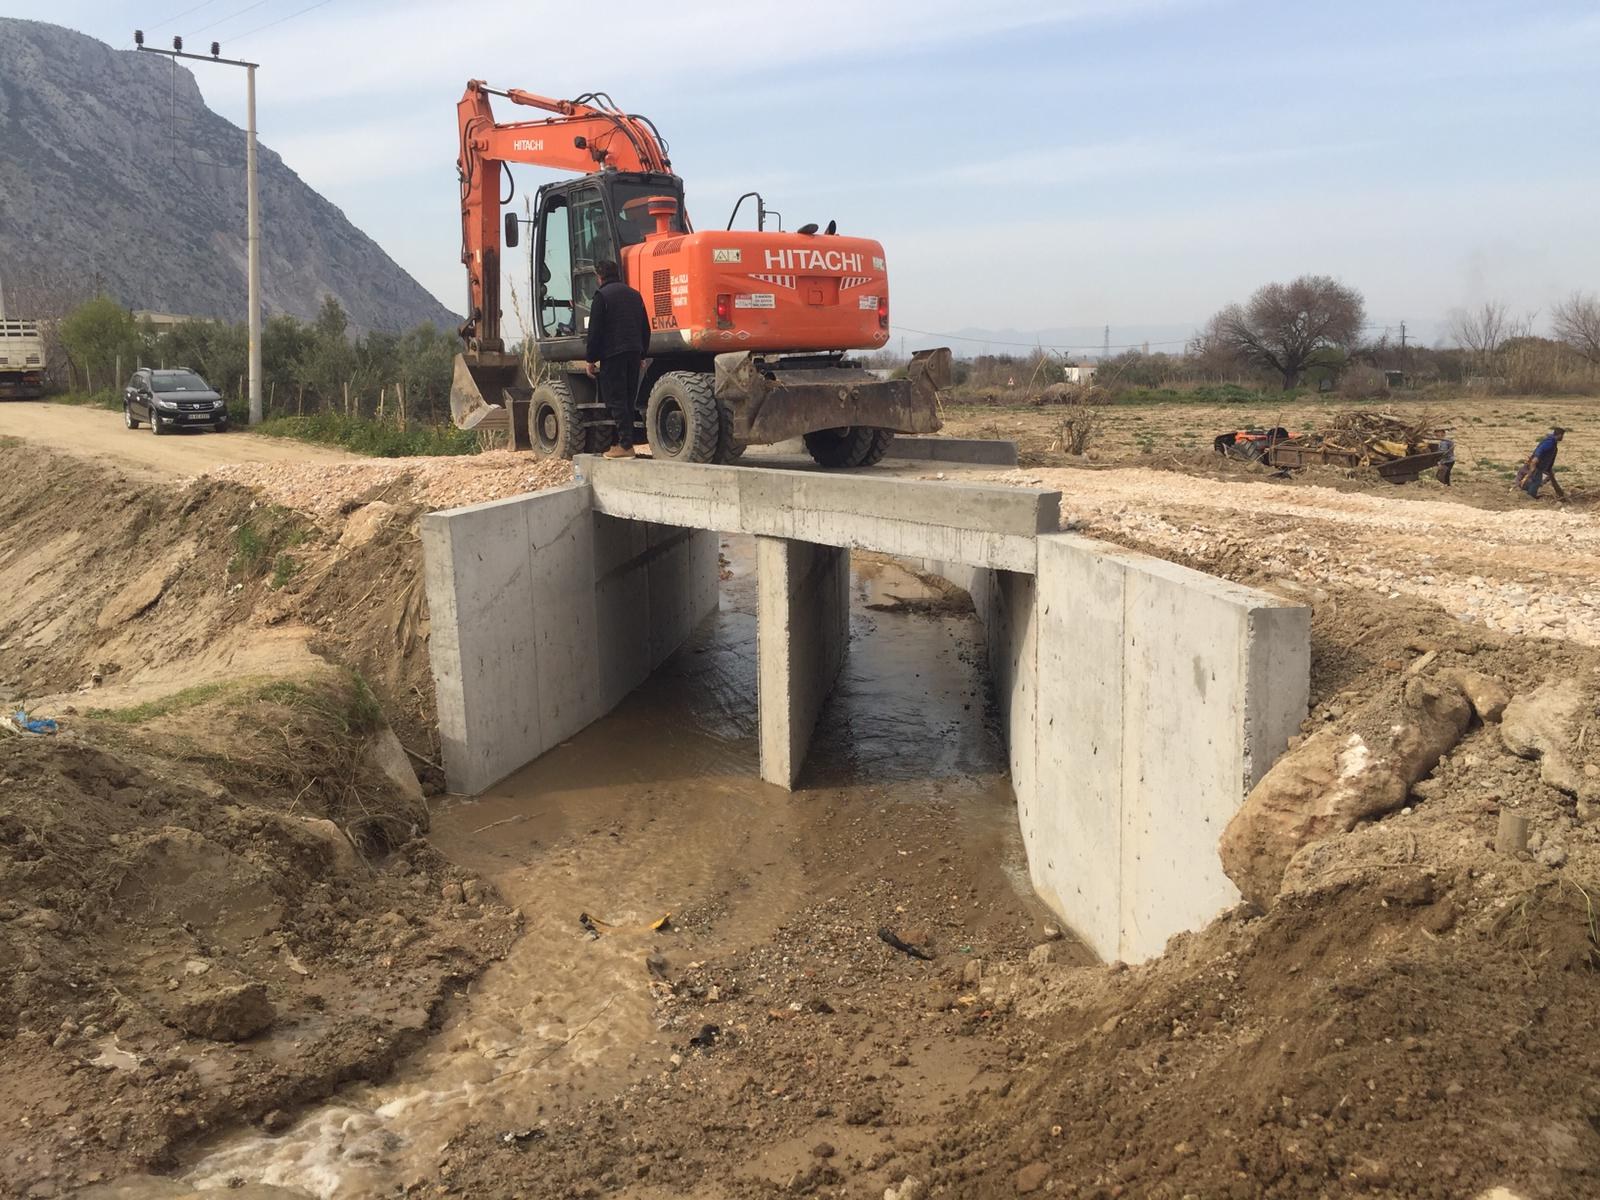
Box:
[530,377,586,460]
[646,371,723,464]
[803,427,894,468]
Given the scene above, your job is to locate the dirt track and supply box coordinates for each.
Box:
[0,401,358,477]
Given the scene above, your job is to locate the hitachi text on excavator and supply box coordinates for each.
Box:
[451,80,949,466]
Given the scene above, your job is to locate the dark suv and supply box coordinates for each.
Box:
[124,368,230,434]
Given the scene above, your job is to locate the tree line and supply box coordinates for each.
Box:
[885,277,1600,398]
[53,294,459,426]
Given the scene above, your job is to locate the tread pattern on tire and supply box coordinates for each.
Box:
[803,426,893,468]
[531,376,586,460]
[647,371,722,463]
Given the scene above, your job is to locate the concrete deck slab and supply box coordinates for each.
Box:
[578,455,1058,573]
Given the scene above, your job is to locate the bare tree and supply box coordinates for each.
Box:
[1552,291,1600,364]
[1210,275,1366,389]
[1448,301,1511,363]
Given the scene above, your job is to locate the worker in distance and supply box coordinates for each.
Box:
[1518,426,1567,500]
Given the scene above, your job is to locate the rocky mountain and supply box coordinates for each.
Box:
[0,19,457,333]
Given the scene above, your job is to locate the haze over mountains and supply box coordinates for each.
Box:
[0,19,456,333]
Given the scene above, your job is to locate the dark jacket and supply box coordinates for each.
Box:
[586,279,651,361]
[1531,434,1560,471]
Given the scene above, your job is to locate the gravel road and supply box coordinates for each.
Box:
[0,400,359,477]
[991,465,1600,645]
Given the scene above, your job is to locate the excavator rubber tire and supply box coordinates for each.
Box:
[803,426,894,468]
[530,377,586,460]
[646,371,723,464]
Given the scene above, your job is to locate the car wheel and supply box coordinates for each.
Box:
[124,405,140,430]
[151,411,168,436]
[214,419,230,433]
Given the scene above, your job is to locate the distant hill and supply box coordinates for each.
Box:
[0,19,457,334]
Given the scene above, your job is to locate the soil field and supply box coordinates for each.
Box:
[942,393,1595,510]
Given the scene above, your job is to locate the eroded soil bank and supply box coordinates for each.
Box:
[3,438,1598,1199]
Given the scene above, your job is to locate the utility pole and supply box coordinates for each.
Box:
[135,31,262,425]
[1102,324,1110,361]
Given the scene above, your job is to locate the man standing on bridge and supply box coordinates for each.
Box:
[1519,426,1566,500]
[585,260,651,459]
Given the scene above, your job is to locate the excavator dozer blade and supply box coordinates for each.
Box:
[449,353,522,432]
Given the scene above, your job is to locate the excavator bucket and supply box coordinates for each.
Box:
[449,352,523,433]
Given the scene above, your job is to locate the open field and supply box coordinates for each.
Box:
[942,393,1594,510]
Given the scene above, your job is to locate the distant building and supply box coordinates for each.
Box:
[1063,363,1097,384]
[134,310,221,333]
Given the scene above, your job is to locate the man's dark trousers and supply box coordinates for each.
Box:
[598,354,642,449]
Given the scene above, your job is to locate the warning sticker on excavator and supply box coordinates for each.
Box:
[858,295,880,310]
[712,249,742,264]
[735,293,775,309]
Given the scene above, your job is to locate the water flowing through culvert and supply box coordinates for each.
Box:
[182,537,1024,1197]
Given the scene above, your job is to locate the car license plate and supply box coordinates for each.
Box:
[189,412,211,420]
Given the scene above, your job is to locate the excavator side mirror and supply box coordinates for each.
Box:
[504,212,520,248]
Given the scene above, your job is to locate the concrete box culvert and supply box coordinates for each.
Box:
[423,465,1309,962]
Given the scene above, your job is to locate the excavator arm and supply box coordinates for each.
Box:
[457,79,671,354]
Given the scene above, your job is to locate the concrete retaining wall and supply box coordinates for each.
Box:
[923,534,1309,963]
[422,485,719,794]
[757,537,850,788]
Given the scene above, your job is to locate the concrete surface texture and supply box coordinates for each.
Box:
[422,484,718,794]
[757,537,850,788]
[578,455,1057,573]
[423,464,1309,964]
[945,534,1310,962]
[880,435,1019,466]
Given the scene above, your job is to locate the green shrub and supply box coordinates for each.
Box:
[252,411,478,457]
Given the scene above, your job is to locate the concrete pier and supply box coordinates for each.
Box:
[756,537,850,788]
[422,455,1311,963]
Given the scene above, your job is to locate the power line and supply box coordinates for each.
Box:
[231,0,336,40]
[194,0,273,35]
[151,0,222,30]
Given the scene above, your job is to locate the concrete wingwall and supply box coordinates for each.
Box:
[422,484,719,795]
[923,534,1309,963]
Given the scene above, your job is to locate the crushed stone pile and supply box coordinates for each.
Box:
[202,451,575,521]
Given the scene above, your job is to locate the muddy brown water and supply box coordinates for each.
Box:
[179,538,1039,1198]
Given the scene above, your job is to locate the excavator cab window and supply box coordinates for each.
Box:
[535,193,575,337]
[569,185,615,334]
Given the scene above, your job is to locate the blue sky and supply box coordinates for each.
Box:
[17,0,1600,352]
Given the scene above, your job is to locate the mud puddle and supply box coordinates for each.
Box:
[181,538,1036,1198]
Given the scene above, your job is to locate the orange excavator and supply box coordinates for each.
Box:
[452,80,948,466]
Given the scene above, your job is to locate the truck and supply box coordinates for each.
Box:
[450,81,948,466]
[0,319,47,400]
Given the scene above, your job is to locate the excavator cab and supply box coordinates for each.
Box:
[531,172,687,357]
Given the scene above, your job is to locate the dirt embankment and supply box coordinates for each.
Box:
[2,426,1598,1199]
[0,442,536,1195]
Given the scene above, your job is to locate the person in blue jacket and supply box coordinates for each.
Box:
[1520,427,1566,499]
